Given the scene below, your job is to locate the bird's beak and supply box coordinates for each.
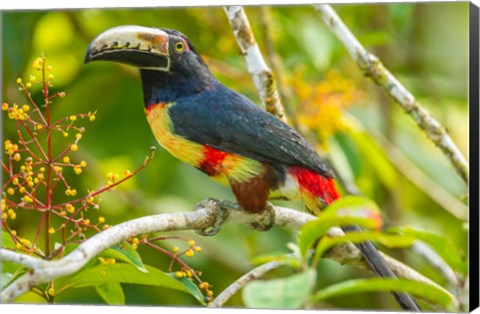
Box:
[84,25,170,71]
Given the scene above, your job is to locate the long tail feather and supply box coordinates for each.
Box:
[289,165,421,311]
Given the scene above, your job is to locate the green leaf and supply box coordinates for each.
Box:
[94,283,125,305]
[347,129,397,190]
[322,195,382,221]
[333,132,362,179]
[70,264,196,300]
[103,242,148,273]
[388,226,467,276]
[1,231,16,249]
[1,264,28,290]
[313,231,417,263]
[1,272,14,290]
[298,196,382,258]
[169,275,206,305]
[312,278,458,310]
[242,269,317,309]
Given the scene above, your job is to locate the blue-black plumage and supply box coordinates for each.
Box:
[85,25,338,215]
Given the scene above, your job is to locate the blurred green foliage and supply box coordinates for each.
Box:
[1,2,469,311]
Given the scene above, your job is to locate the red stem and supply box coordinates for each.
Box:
[17,121,43,162]
[20,81,47,125]
[19,121,49,161]
[144,241,202,283]
[43,61,52,258]
[55,152,153,208]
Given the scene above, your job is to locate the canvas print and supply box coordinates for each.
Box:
[1,3,472,312]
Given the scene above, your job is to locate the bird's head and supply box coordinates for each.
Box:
[85,25,215,103]
[84,25,208,73]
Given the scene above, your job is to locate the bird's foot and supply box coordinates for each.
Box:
[247,203,276,231]
[194,198,231,237]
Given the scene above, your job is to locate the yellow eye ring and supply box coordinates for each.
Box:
[175,41,185,52]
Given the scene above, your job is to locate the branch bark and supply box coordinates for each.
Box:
[314,4,469,184]
[209,260,283,307]
[1,198,455,306]
[223,5,287,123]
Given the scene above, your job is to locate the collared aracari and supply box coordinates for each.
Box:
[85,26,420,311]
[85,25,338,215]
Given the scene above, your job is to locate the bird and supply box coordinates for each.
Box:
[84,25,420,311]
[84,25,340,218]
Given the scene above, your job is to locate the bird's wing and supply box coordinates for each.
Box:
[169,84,334,178]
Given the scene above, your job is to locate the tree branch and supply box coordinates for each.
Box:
[314,4,469,184]
[223,5,287,123]
[209,260,283,307]
[375,131,468,220]
[411,241,459,288]
[1,198,456,306]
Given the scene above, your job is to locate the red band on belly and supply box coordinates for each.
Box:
[199,146,229,176]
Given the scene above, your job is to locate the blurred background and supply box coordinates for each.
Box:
[1,3,469,310]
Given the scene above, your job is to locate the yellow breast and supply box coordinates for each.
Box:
[145,102,264,185]
[145,103,204,167]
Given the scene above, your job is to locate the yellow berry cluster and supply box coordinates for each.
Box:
[175,269,194,278]
[14,237,32,250]
[106,172,120,186]
[171,239,202,258]
[169,238,212,301]
[61,155,88,176]
[64,187,78,196]
[0,198,8,220]
[2,102,30,120]
[32,57,44,71]
[99,257,116,265]
[1,55,157,303]
[131,237,140,249]
[4,139,19,156]
[198,281,214,301]
[32,57,55,85]
[1,207,16,221]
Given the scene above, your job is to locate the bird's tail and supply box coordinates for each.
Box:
[288,166,340,215]
[289,166,421,311]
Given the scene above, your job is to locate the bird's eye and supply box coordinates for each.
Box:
[175,41,185,52]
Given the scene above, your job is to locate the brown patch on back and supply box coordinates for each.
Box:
[229,164,276,214]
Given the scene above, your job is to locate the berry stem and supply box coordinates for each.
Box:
[42,59,53,258]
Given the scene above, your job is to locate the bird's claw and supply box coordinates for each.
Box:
[247,203,276,231]
[194,198,230,237]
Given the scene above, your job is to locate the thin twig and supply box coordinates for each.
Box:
[375,131,468,220]
[412,241,459,288]
[223,5,287,123]
[314,4,468,184]
[380,252,457,305]
[209,260,283,307]
[1,199,455,306]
